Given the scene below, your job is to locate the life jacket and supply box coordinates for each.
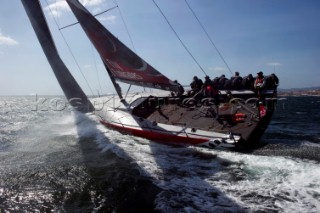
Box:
[232,113,246,123]
[259,104,267,118]
[254,77,264,88]
[255,77,264,84]
[205,85,219,96]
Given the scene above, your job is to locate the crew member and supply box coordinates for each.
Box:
[254,71,266,103]
[231,71,243,90]
[242,74,254,90]
[203,76,213,98]
[173,80,184,97]
[254,71,265,91]
[189,76,203,98]
[218,74,228,90]
[265,73,279,90]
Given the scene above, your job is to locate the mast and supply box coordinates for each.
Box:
[102,61,123,100]
[21,0,94,113]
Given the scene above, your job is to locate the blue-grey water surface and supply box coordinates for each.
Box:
[0,95,319,212]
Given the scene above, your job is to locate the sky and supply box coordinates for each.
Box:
[0,0,320,96]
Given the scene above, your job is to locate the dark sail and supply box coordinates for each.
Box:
[66,0,179,92]
[21,0,94,113]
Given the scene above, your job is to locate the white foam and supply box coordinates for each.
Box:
[92,124,320,212]
[301,140,320,148]
[213,150,320,212]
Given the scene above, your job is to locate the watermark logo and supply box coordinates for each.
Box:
[32,95,67,111]
[0,94,288,114]
[30,94,114,112]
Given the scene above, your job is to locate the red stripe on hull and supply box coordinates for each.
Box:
[100,120,209,145]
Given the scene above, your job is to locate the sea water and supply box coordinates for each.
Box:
[0,95,319,212]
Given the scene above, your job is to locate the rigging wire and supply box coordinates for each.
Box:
[152,0,208,77]
[112,0,136,93]
[112,0,136,52]
[44,0,95,96]
[90,46,103,95]
[58,6,118,30]
[185,0,233,75]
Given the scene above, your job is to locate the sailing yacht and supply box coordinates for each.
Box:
[21,0,278,149]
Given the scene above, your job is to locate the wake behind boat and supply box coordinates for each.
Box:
[22,0,278,150]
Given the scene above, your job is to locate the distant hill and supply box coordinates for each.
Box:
[278,86,320,96]
[278,86,320,92]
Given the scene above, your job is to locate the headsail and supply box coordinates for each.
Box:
[66,0,180,93]
[21,0,94,113]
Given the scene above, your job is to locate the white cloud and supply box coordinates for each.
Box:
[80,0,104,7]
[84,64,92,69]
[208,67,226,71]
[267,62,282,67]
[97,15,116,24]
[0,33,18,46]
[44,0,70,17]
[44,0,106,17]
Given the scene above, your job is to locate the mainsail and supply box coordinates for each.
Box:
[21,0,94,113]
[66,0,180,93]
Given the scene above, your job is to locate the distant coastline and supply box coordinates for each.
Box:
[278,86,320,97]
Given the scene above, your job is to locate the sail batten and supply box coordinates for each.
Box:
[66,0,179,93]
